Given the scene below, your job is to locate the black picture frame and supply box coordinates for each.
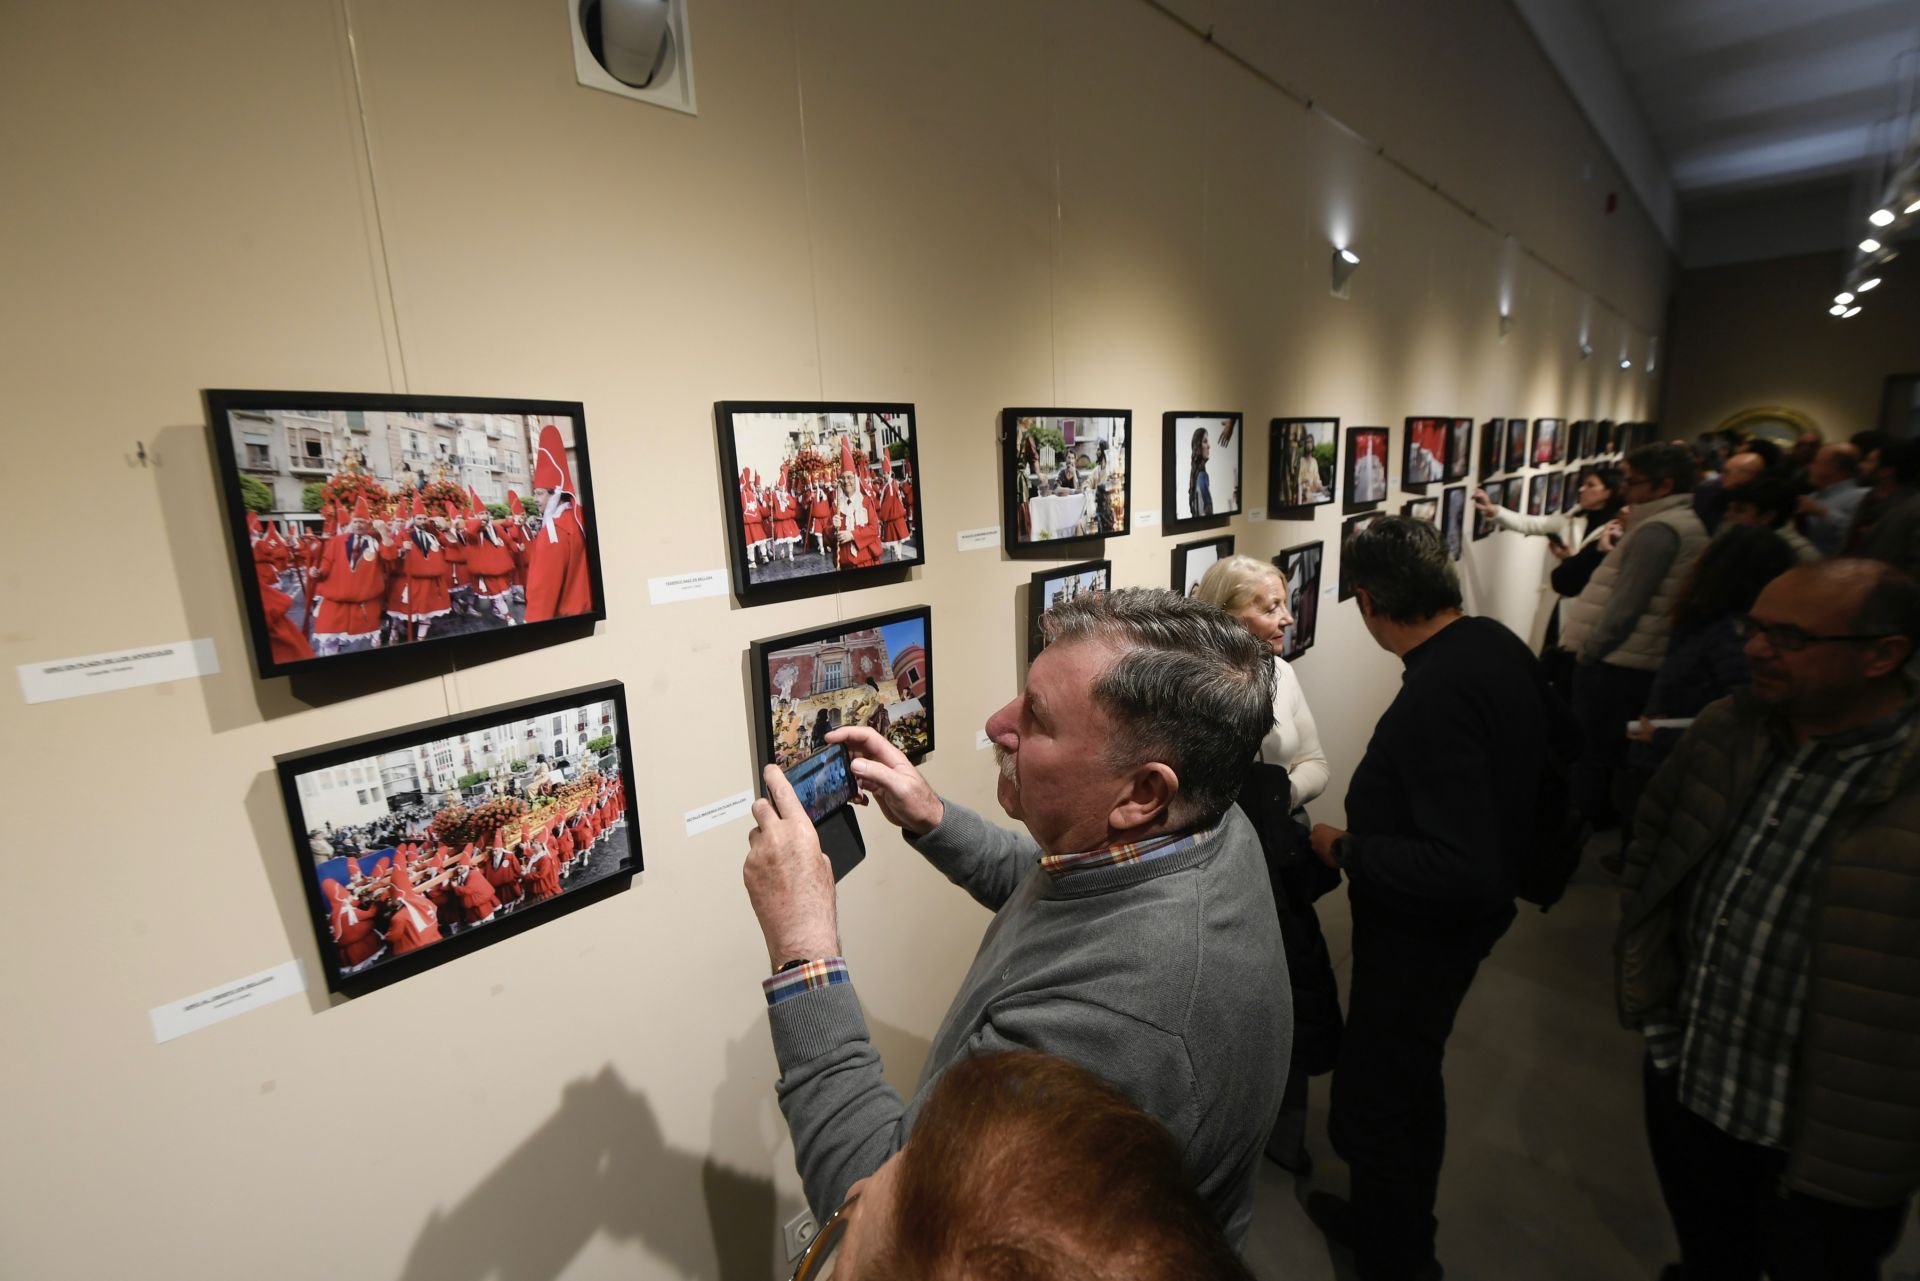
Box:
[1595,421,1614,455]
[1500,477,1523,512]
[1273,541,1324,660]
[1504,417,1529,473]
[204,388,607,679]
[1164,412,1243,530]
[1563,468,1585,514]
[750,605,934,777]
[1027,559,1112,662]
[1401,496,1439,524]
[1546,471,1566,513]
[715,401,924,600]
[1338,512,1386,601]
[1001,408,1132,553]
[1568,419,1590,461]
[1344,426,1390,509]
[1532,418,1562,467]
[1528,474,1548,515]
[276,681,640,996]
[1403,417,1450,488]
[1473,487,1499,541]
[1442,485,1466,560]
[1479,418,1504,479]
[1445,418,1473,482]
[1269,417,1339,512]
[1172,534,1235,596]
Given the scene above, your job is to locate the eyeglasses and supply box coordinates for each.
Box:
[1734,616,1894,653]
[788,1194,859,1281]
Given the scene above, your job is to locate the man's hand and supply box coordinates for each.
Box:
[1470,487,1495,515]
[829,726,944,836]
[1598,518,1625,553]
[1309,823,1345,870]
[744,764,840,970]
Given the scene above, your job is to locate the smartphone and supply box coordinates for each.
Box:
[783,743,856,825]
[1546,533,1568,549]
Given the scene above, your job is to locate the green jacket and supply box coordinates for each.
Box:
[1616,688,1920,1207]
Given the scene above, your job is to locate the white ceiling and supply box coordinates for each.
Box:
[1587,0,1919,197]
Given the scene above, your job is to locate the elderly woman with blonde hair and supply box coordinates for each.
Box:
[1194,553,1339,1175]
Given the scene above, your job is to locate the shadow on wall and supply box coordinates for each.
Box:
[395,1062,779,1281]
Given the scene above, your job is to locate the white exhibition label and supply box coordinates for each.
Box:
[955,526,1000,552]
[1135,509,1162,527]
[1249,507,1267,521]
[151,959,305,1044]
[18,638,219,705]
[685,789,754,836]
[647,568,728,605]
[975,729,992,751]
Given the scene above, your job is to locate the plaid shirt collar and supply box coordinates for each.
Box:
[1038,821,1219,877]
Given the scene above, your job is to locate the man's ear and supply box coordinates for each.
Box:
[1863,633,1913,681]
[1353,586,1374,621]
[1110,762,1178,832]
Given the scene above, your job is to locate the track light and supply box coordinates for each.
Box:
[1330,247,1360,298]
[1869,208,1896,227]
[1843,306,1862,318]
[1830,304,1849,316]
[1498,311,1514,338]
[1858,277,1881,292]
[1907,198,1920,215]
[1619,358,1632,369]
[1860,238,1882,253]
[1579,341,1593,359]
[1835,292,1855,305]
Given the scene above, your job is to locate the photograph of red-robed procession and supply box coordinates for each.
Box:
[715,401,924,598]
[278,684,639,992]
[205,390,606,677]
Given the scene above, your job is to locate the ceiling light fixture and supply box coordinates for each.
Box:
[1843,306,1862,318]
[1330,247,1360,299]
[1907,197,1920,215]
[1829,304,1849,316]
[1835,292,1855,305]
[1860,238,1882,254]
[1869,208,1896,227]
[1858,277,1881,292]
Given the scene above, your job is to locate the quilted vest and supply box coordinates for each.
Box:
[1558,493,1709,671]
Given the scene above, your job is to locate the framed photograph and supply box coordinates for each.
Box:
[1531,418,1561,467]
[1563,468,1586,514]
[752,605,933,777]
[1546,471,1566,515]
[1273,541,1324,660]
[1165,413,1243,529]
[1269,417,1338,511]
[1473,487,1499,541]
[1403,417,1449,487]
[1338,512,1385,601]
[1479,419,1504,479]
[1172,534,1235,597]
[1002,409,1131,549]
[1445,418,1473,482]
[1528,474,1548,516]
[1504,417,1529,473]
[1442,485,1466,559]
[1345,426,1390,507]
[1401,497,1439,525]
[716,402,922,598]
[277,682,639,995]
[1028,559,1112,662]
[204,389,605,678]
[1574,420,1595,461]
[1500,477,1523,512]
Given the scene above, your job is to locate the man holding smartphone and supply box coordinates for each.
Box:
[742,589,1289,1248]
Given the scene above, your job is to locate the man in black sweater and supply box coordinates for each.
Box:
[1306,516,1573,1281]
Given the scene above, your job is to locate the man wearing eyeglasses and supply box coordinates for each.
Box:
[1617,559,1920,1281]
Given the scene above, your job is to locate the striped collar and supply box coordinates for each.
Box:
[1038,821,1219,877]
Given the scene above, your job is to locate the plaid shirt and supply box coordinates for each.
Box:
[1037,822,1218,876]
[1645,701,1916,1147]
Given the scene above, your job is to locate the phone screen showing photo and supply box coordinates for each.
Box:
[785,743,855,824]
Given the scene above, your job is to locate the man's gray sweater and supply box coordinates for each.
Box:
[768,799,1291,1245]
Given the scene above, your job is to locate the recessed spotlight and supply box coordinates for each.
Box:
[1843,306,1862,318]
[1907,197,1920,215]
[1869,208,1896,227]
[1835,292,1855,305]
[1337,248,1360,265]
[1619,358,1632,369]
[1858,277,1881,292]
[1860,238,1882,253]
[1829,304,1848,316]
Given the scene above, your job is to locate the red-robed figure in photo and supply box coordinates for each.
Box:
[323,877,383,968]
[452,845,499,925]
[520,828,563,903]
[524,424,594,623]
[310,497,388,651]
[383,857,442,956]
[384,495,452,640]
[877,475,909,543]
[463,512,518,622]
[807,484,832,554]
[833,441,884,569]
[504,491,531,590]
[483,830,523,907]
[251,523,315,664]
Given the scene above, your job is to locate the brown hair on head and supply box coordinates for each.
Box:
[874,1052,1255,1281]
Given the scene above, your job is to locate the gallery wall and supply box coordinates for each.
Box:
[0,2,1665,1277]
[1662,247,1920,442]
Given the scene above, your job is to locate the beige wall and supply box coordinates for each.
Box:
[0,2,1663,1277]
[1663,248,1920,443]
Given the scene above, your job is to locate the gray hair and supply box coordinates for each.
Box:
[1042,588,1275,829]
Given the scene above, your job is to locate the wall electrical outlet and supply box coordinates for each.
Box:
[783,1210,819,1261]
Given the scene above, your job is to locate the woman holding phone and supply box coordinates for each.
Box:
[1471,466,1626,694]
